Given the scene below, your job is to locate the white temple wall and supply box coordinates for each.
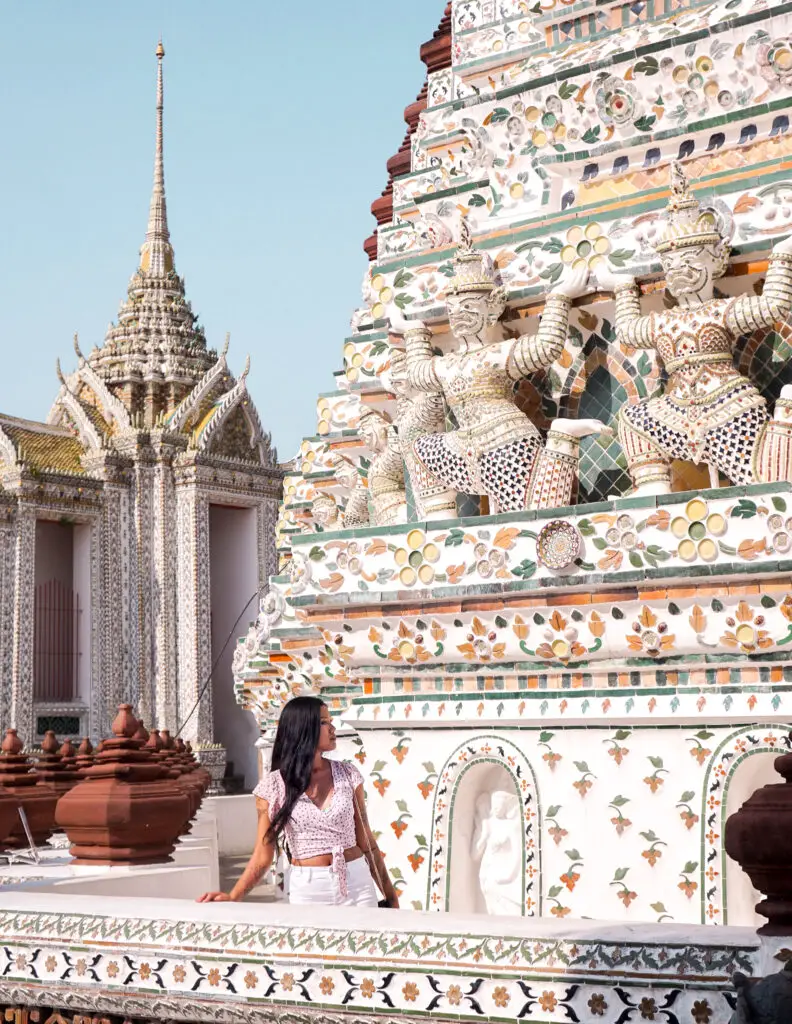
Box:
[352,720,790,925]
[209,503,259,789]
[132,463,156,727]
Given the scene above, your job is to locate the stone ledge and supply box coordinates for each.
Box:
[0,893,782,1024]
[286,484,792,607]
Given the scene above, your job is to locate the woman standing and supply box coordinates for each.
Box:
[197,696,399,907]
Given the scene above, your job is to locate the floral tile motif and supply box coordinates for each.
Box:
[0,898,768,1024]
[287,486,792,604]
[332,716,792,921]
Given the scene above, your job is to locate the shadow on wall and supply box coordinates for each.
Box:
[448,762,523,916]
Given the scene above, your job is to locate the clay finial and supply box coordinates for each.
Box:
[2,729,23,756]
[77,737,93,757]
[174,738,186,754]
[41,731,60,756]
[160,729,175,750]
[112,704,139,739]
[146,729,163,753]
[133,720,150,743]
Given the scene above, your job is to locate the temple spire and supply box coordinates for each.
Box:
[93,39,213,415]
[139,40,174,276]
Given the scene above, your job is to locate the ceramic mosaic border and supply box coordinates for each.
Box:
[299,590,792,675]
[347,684,791,726]
[0,902,769,1024]
[286,484,792,606]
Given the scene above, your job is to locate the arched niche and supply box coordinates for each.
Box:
[724,748,786,927]
[448,762,523,916]
[427,736,540,915]
[699,725,791,925]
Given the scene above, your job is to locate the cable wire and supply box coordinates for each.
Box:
[175,588,263,738]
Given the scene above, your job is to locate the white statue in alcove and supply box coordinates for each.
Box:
[471,789,523,916]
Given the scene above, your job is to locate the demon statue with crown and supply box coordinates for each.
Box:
[597,161,792,495]
[357,408,409,525]
[380,347,458,520]
[392,219,608,516]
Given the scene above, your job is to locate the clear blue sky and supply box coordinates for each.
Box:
[0,2,439,460]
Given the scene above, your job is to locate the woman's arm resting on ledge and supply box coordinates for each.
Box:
[197,797,276,903]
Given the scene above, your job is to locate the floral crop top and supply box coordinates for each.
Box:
[253,758,364,896]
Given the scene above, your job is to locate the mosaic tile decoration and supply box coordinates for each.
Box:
[0,898,779,1024]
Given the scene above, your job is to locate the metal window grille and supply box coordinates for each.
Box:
[33,580,80,703]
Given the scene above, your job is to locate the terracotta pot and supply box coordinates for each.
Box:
[159,730,202,831]
[36,731,80,800]
[55,705,191,865]
[0,735,19,847]
[74,737,95,775]
[185,741,211,794]
[0,788,18,849]
[0,729,57,848]
[59,739,77,770]
[133,721,150,744]
[725,747,792,934]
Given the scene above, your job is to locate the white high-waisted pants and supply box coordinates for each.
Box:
[288,857,378,906]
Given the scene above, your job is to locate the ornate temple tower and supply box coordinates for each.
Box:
[236,0,792,925]
[0,43,282,789]
[89,42,215,422]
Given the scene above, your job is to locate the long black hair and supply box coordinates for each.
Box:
[265,696,325,845]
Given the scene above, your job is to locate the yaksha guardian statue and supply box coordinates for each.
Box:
[358,408,408,525]
[329,452,370,528]
[310,493,341,530]
[310,455,371,531]
[380,347,458,519]
[597,161,792,495]
[399,220,608,514]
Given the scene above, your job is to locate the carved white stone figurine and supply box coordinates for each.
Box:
[471,790,523,917]
[329,452,370,528]
[358,409,408,525]
[380,347,457,520]
[310,493,341,530]
[400,219,608,513]
[597,161,792,495]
